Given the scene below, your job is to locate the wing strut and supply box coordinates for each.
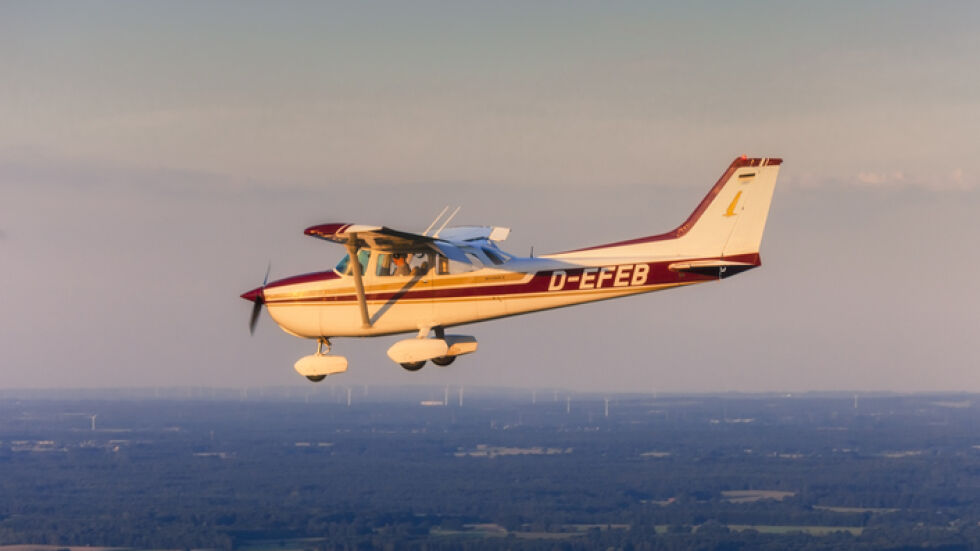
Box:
[345,235,372,328]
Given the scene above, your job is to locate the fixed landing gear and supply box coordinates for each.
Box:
[294,337,348,382]
[316,337,330,355]
[307,338,333,382]
[387,328,477,371]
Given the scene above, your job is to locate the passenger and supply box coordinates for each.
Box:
[393,254,411,276]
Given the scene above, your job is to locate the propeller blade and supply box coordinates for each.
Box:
[245,263,271,335]
[249,298,263,335]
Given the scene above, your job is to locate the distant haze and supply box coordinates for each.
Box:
[2,2,978,392]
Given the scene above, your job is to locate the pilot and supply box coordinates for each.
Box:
[393,254,411,276]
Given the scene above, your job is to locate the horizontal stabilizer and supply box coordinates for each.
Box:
[668,259,756,279]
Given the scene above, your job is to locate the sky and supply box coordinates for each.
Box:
[2,1,979,393]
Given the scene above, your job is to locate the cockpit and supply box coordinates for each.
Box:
[333,246,512,278]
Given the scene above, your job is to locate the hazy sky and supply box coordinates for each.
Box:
[2,1,979,392]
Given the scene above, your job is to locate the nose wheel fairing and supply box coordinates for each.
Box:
[293,338,348,381]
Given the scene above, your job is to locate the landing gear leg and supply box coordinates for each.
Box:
[305,338,333,382]
[316,337,331,356]
[430,326,455,366]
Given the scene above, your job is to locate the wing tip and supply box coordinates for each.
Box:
[304,223,352,238]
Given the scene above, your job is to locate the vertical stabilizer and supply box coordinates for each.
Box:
[677,157,781,258]
[551,156,781,260]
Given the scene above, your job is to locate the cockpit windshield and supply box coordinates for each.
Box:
[333,250,370,276]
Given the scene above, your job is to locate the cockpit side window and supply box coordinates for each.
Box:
[390,253,412,276]
[334,250,371,276]
[376,253,393,276]
[357,250,370,273]
[409,252,432,276]
[334,254,350,275]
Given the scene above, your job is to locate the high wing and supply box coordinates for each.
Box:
[435,225,510,243]
[304,223,509,263]
[302,222,509,331]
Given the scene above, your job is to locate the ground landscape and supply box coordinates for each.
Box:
[1,387,979,550]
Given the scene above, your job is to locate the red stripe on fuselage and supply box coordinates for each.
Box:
[262,253,759,305]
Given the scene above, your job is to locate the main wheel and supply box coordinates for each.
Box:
[305,374,327,382]
[431,356,456,367]
[400,361,426,371]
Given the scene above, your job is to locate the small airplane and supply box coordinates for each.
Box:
[242,156,782,381]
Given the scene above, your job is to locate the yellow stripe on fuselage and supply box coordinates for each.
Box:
[266,280,697,307]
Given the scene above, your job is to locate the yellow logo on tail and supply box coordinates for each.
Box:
[724,191,743,217]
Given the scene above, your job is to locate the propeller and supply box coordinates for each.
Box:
[248,297,263,335]
[244,263,271,335]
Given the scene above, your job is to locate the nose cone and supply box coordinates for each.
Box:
[241,286,264,303]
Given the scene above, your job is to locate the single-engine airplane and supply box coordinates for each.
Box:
[242,156,781,381]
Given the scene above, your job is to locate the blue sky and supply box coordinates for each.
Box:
[2,2,978,391]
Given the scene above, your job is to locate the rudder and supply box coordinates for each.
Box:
[677,157,781,258]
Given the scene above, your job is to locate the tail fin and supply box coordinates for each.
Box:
[676,156,781,258]
[554,156,781,259]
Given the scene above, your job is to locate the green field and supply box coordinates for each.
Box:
[814,505,899,514]
[726,525,863,536]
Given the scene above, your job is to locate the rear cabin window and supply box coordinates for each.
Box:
[436,254,478,275]
[408,252,432,276]
[482,247,506,265]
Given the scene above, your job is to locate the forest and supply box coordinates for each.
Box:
[0,387,978,550]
